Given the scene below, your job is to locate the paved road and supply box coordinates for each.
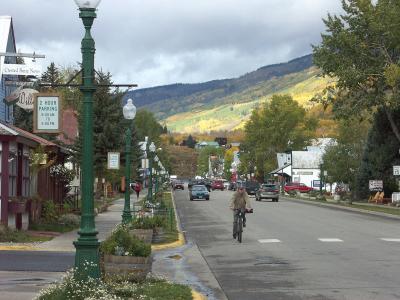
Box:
[174,188,400,300]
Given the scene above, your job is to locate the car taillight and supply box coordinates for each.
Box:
[274,189,279,192]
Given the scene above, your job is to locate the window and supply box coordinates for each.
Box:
[22,156,30,197]
[8,154,17,197]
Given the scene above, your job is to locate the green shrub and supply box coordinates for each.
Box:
[100,226,151,257]
[41,200,59,224]
[58,214,80,227]
[130,215,166,230]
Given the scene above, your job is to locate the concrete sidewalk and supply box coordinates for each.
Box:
[35,196,128,252]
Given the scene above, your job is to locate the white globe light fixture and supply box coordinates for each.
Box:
[74,0,101,8]
[149,142,156,152]
[123,99,136,120]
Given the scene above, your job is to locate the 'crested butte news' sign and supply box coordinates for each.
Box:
[33,94,62,134]
[2,64,42,76]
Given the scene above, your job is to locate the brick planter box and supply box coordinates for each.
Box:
[103,254,152,281]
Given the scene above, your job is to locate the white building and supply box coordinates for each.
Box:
[270,138,335,188]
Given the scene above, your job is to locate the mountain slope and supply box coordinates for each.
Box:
[126,54,332,133]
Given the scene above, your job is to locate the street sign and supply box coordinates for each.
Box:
[33,93,61,134]
[313,180,322,188]
[107,152,120,169]
[393,166,400,176]
[369,180,383,191]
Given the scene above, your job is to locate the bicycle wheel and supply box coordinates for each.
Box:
[237,216,243,243]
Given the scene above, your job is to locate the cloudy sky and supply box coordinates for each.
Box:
[2,0,342,89]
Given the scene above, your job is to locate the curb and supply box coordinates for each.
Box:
[284,196,400,220]
[152,190,186,251]
[192,289,207,300]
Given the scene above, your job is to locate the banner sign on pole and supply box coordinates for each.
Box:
[2,63,42,76]
[107,152,120,170]
[33,93,62,134]
[369,180,383,191]
[393,166,400,176]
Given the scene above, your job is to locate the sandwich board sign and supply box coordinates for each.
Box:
[369,180,383,192]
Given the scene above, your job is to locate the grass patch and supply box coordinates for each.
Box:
[0,228,53,243]
[288,196,400,216]
[29,223,77,233]
[112,278,192,300]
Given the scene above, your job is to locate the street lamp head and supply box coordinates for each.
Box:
[149,142,156,152]
[123,99,136,120]
[74,0,101,8]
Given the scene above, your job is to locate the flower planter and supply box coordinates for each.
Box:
[103,254,152,281]
[129,229,154,244]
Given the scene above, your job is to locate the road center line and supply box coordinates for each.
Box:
[380,238,400,242]
[258,239,281,243]
[318,238,343,242]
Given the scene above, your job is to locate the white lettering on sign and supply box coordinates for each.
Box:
[2,64,42,76]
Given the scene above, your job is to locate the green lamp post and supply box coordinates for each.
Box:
[147,142,156,202]
[154,155,159,194]
[73,0,101,279]
[122,99,137,224]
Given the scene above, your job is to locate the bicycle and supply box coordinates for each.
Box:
[233,208,253,243]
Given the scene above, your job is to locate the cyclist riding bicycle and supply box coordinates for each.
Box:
[229,186,252,239]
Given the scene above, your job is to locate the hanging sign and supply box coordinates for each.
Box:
[107,152,120,170]
[33,93,62,134]
[16,88,37,110]
[2,63,42,76]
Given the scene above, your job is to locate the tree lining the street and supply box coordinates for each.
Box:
[241,94,317,180]
[322,118,370,195]
[313,0,400,141]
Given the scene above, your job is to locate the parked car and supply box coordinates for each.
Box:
[190,185,210,201]
[222,180,230,190]
[173,180,185,190]
[211,180,224,191]
[244,181,260,196]
[284,182,313,193]
[256,183,280,202]
[189,179,211,191]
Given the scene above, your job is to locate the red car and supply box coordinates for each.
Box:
[284,182,313,193]
[211,180,224,191]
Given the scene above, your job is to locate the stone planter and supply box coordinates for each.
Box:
[103,254,152,281]
[129,229,154,244]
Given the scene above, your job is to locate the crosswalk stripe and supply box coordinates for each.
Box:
[318,238,343,242]
[258,239,281,243]
[380,238,400,242]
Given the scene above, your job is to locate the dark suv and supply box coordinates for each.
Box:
[245,181,260,196]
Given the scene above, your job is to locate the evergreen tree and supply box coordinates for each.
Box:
[186,134,196,148]
[41,62,62,86]
[355,109,400,199]
[73,71,124,180]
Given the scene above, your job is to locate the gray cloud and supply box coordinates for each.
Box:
[2,0,343,88]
